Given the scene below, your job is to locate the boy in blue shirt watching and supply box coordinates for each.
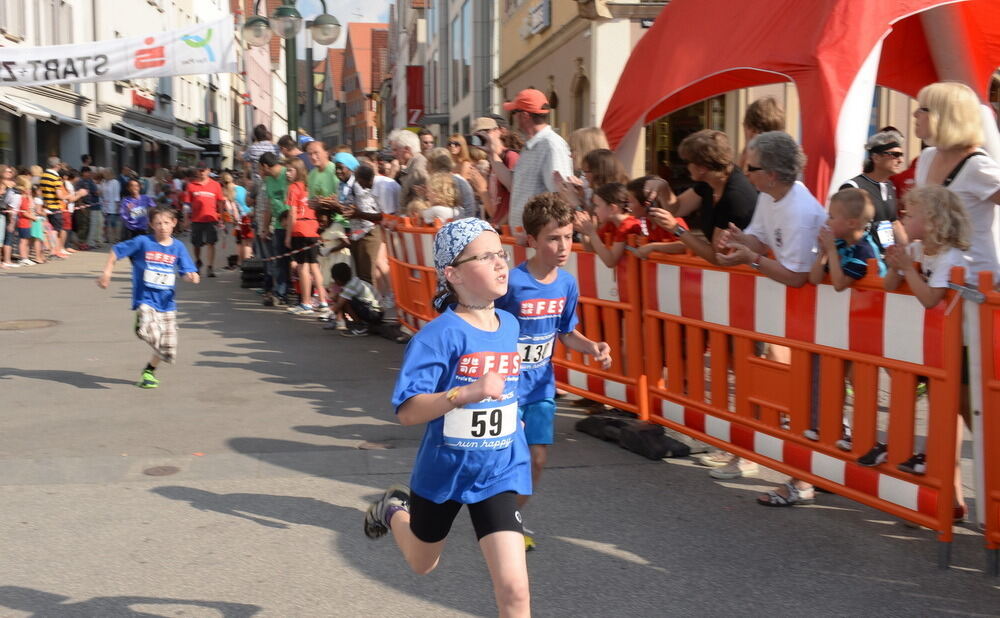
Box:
[97,206,199,389]
[495,192,612,548]
[808,187,886,290]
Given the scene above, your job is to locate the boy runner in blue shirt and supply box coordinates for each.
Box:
[97,206,199,388]
[495,192,612,549]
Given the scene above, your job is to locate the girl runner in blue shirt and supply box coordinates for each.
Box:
[364,218,532,617]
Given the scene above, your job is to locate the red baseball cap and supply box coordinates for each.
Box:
[502,89,551,114]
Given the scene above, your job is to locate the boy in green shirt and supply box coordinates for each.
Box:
[260,152,291,306]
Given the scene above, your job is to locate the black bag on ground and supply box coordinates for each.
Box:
[575,410,635,442]
[241,258,264,274]
[619,422,691,460]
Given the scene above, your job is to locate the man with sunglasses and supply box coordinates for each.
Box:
[504,89,573,243]
[838,128,906,252]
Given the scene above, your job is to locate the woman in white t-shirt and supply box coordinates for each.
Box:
[913,81,1000,284]
[715,131,827,506]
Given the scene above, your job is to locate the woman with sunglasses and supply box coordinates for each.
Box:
[839,128,906,252]
[447,134,490,218]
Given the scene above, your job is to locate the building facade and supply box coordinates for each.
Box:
[343,22,389,153]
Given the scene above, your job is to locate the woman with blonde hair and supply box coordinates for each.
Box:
[419,148,463,224]
[913,81,1000,284]
[446,134,490,217]
[568,127,610,173]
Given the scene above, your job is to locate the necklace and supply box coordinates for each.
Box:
[458,301,494,311]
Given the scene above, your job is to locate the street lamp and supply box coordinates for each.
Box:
[243,0,342,138]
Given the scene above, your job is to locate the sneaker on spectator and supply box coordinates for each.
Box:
[364,484,410,539]
[835,436,853,452]
[314,303,331,318]
[709,457,759,479]
[897,453,926,475]
[18,258,35,266]
[856,442,888,467]
[695,451,733,468]
[287,303,315,316]
[803,429,819,441]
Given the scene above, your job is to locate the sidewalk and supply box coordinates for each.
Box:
[0,249,998,617]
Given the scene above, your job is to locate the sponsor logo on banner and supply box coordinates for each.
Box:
[181,28,215,62]
[134,37,166,69]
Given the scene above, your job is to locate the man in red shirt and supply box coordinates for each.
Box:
[184,162,225,277]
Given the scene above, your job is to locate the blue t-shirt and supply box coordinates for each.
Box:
[112,235,197,312]
[495,263,580,404]
[832,233,886,279]
[234,185,250,216]
[392,307,532,504]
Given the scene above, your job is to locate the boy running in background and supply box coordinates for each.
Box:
[495,192,612,549]
[97,206,199,388]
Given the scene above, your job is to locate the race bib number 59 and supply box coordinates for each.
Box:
[443,401,517,450]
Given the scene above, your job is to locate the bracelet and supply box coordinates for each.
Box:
[445,386,461,404]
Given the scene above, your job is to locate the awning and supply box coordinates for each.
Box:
[88,126,141,148]
[0,93,52,121]
[30,103,83,126]
[114,121,204,152]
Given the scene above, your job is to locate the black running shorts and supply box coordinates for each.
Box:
[409,490,523,543]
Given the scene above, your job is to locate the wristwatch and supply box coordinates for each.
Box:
[673,226,686,237]
[750,254,762,270]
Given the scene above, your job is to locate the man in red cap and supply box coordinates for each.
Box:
[502,89,573,238]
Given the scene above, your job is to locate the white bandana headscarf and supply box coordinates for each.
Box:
[433,218,496,311]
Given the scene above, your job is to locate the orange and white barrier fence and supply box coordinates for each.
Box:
[383,218,995,570]
[974,272,1000,575]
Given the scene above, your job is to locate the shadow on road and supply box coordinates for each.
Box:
[0,367,136,389]
[0,585,260,617]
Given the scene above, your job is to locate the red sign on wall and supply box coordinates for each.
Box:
[406,65,424,126]
[132,90,156,112]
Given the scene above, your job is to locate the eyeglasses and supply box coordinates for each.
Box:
[746,164,764,172]
[452,249,511,267]
[917,106,930,112]
[448,141,461,147]
[882,151,905,159]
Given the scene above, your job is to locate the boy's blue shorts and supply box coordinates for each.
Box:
[520,398,556,445]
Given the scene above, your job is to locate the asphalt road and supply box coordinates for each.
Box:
[1,249,998,617]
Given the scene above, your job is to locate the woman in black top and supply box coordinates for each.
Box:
[645,129,758,264]
[838,128,905,251]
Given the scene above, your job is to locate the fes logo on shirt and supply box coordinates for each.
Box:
[519,298,566,317]
[456,352,521,378]
[145,251,177,265]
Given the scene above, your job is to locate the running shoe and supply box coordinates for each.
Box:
[523,526,536,552]
[897,453,926,475]
[341,325,369,337]
[314,303,331,318]
[207,266,216,278]
[856,442,888,467]
[695,451,733,468]
[364,484,410,539]
[287,303,315,316]
[137,370,159,389]
[18,258,35,266]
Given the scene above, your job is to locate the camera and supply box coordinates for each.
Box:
[470,133,485,148]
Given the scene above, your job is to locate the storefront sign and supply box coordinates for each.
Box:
[0,16,235,87]
[132,90,156,112]
[406,65,425,126]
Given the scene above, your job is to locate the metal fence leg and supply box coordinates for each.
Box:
[937,541,952,570]
[987,548,999,577]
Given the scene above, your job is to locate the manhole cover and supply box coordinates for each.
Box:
[358,441,395,450]
[143,466,180,476]
[0,320,59,331]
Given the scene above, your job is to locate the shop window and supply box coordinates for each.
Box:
[644,95,726,192]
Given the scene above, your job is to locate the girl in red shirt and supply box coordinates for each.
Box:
[284,157,329,315]
[576,182,642,267]
[14,176,39,265]
[626,176,687,258]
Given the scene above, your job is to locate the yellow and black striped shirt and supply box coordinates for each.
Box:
[39,169,63,211]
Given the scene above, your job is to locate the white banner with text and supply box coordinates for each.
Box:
[0,16,236,87]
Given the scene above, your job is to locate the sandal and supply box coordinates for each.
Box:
[757,481,816,507]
